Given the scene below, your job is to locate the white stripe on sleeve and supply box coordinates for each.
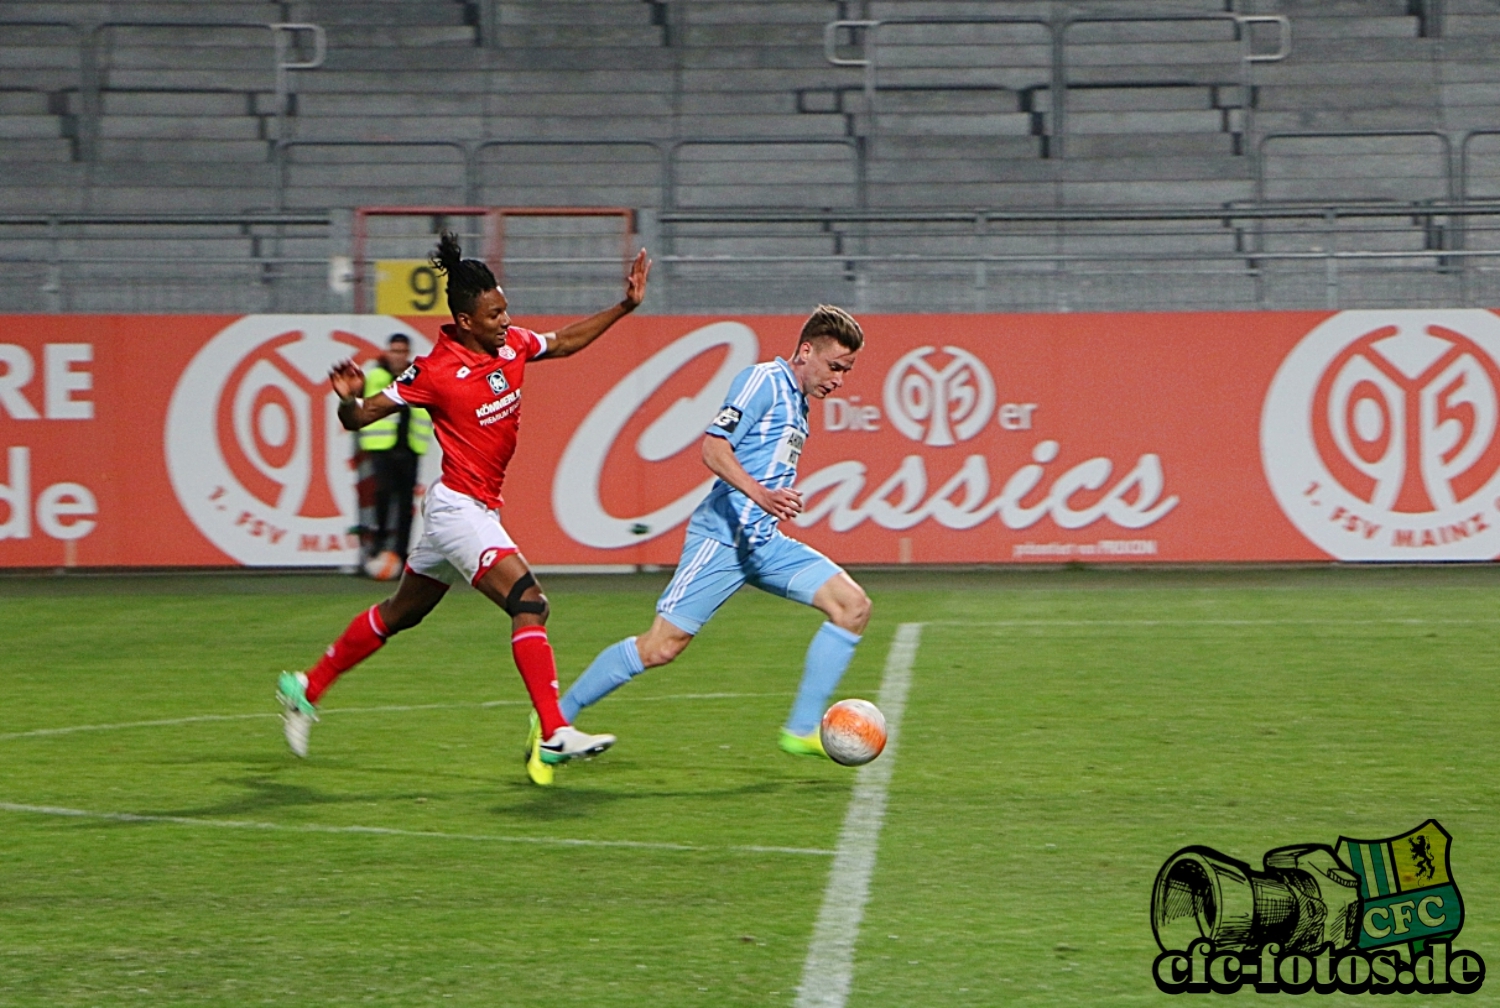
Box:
[731,364,771,410]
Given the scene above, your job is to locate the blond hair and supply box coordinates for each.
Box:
[798,304,864,353]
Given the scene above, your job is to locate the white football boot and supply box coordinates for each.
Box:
[276,671,318,758]
[538,725,616,766]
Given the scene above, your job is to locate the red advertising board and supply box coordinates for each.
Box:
[4,309,1500,568]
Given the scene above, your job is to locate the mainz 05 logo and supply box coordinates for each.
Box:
[883,345,995,447]
[1151,821,1486,994]
[165,316,428,566]
[1263,311,1500,560]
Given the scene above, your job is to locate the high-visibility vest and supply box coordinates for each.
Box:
[359,365,432,454]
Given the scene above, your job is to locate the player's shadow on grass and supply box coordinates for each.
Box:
[155,750,491,788]
[146,775,431,820]
[493,777,840,821]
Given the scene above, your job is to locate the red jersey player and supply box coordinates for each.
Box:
[277,232,651,786]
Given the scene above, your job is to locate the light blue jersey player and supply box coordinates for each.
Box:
[559,305,873,757]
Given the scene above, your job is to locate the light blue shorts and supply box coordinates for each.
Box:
[656,531,843,635]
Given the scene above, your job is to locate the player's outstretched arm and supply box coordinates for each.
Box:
[544,249,652,359]
[701,435,803,522]
[329,359,403,431]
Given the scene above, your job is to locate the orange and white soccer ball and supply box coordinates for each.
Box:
[820,699,887,766]
[363,550,401,582]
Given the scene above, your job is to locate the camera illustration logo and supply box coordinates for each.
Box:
[1152,820,1485,994]
[883,345,995,447]
[165,316,428,565]
[1263,310,1500,559]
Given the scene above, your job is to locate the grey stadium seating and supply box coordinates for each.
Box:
[2,0,1500,312]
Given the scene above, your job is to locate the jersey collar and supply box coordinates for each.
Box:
[773,356,810,415]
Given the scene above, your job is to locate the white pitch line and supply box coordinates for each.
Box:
[794,622,923,1008]
[936,617,1500,628]
[0,691,792,742]
[0,801,834,857]
[0,703,517,741]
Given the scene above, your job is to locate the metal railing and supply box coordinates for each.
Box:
[0,19,324,160]
[8,202,1500,315]
[659,247,1500,313]
[269,24,327,127]
[0,211,334,313]
[348,205,636,312]
[823,12,1290,158]
[1459,130,1500,202]
[657,201,1500,311]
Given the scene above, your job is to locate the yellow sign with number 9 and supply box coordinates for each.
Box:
[374,260,450,315]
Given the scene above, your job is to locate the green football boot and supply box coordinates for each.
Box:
[276,671,318,758]
[524,712,554,787]
[778,727,828,758]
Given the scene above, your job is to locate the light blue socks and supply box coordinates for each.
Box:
[560,637,645,723]
[562,623,861,733]
[785,622,862,736]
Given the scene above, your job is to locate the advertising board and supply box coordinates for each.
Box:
[4,309,1497,567]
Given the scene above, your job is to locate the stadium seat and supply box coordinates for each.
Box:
[2,0,1499,312]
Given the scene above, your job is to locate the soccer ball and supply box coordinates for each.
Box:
[363,550,401,581]
[820,699,887,766]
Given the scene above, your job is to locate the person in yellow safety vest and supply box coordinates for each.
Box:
[360,334,433,580]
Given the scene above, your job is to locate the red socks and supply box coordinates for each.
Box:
[305,605,388,703]
[304,606,566,739]
[512,626,568,737]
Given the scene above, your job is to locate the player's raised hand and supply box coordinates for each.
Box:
[328,359,365,401]
[762,486,804,522]
[623,248,652,309]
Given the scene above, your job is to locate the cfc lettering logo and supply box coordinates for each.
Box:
[884,345,996,447]
[1263,310,1500,560]
[165,316,428,566]
[1151,820,1483,995]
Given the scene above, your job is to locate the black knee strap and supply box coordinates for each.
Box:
[503,571,548,617]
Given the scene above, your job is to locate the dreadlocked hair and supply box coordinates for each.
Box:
[430,231,498,319]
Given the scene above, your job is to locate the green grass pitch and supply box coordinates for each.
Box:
[1,566,1498,1006]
